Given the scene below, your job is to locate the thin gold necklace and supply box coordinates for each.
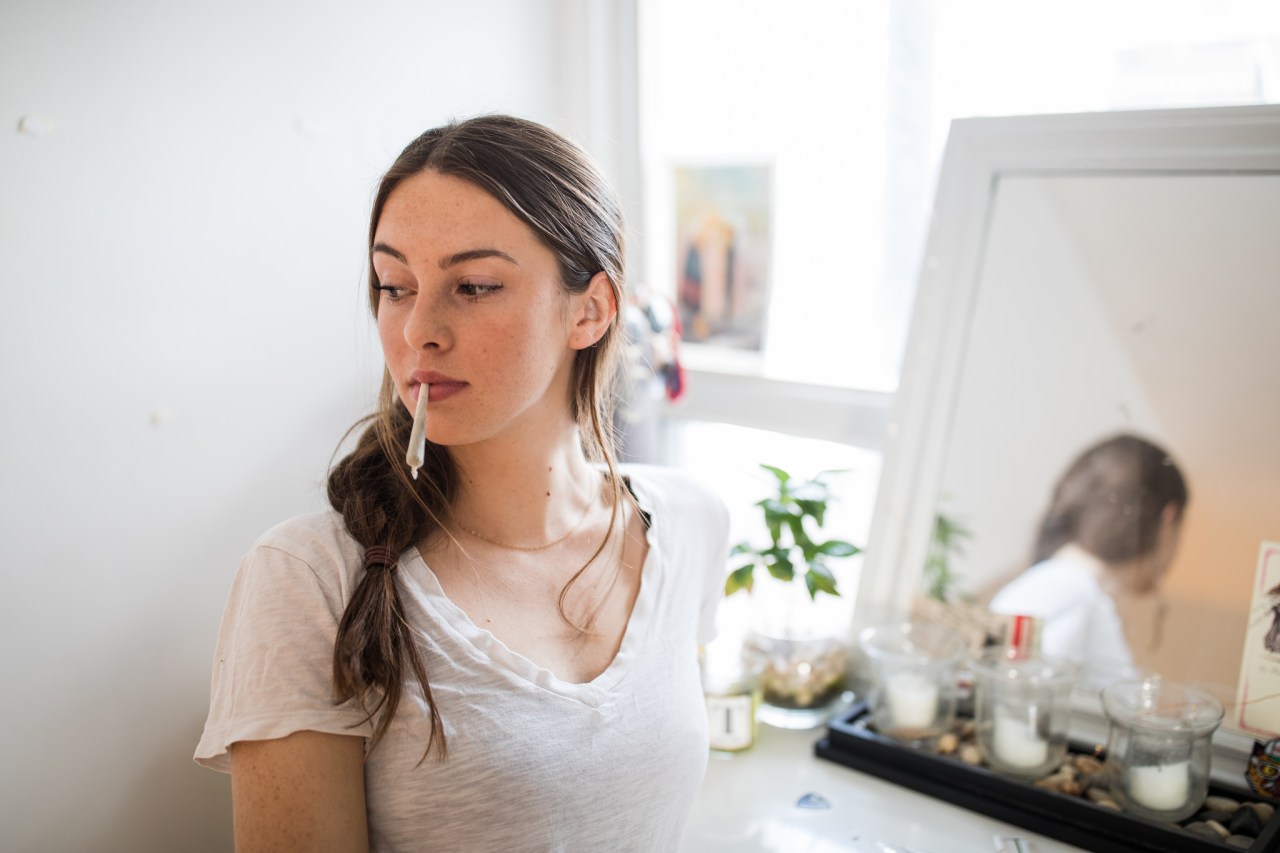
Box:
[455,495,596,552]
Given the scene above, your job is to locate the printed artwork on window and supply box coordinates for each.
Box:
[674,164,773,351]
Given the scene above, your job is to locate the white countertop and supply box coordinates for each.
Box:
[681,723,1087,853]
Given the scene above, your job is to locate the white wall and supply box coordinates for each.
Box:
[0,2,625,849]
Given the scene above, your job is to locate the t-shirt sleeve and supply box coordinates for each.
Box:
[194,542,374,773]
[696,490,731,647]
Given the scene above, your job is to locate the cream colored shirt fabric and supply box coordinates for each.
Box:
[195,465,729,852]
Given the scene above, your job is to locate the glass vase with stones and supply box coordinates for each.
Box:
[1101,678,1224,823]
[971,650,1079,779]
[858,622,966,748]
[741,572,851,729]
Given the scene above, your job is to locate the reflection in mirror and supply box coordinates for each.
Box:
[932,172,1280,736]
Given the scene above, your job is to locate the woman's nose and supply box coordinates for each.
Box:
[404,291,451,351]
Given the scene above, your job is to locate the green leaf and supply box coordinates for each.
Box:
[730,541,754,555]
[759,464,791,486]
[760,498,792,518]
[817,539,860,557]
[766,554,794,582]
[724,564,756,596]
[803,562,840,599]
[794,498,826,527]
[764,515,783,547]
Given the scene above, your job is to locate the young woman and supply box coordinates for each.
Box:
[989,433,1188,685]
[195,115,729,852]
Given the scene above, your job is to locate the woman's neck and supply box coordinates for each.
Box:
[1053,542,1148,597]
[447,427,605,547]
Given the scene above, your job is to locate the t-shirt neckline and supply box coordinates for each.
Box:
[405,471,661,706]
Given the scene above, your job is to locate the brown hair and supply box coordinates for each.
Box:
[1031,433,1189,566]
[327,114,627,757]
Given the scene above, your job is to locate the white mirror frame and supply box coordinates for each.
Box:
[852,104,1280,780]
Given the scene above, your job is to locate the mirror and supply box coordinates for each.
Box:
[855,105,1280,755]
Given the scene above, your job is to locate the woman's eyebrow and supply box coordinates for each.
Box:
[439,248,519,269]
[371,242,407,263]
[369,243,519,269]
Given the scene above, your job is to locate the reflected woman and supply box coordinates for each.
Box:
[989,434,1189,685]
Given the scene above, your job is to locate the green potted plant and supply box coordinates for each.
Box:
[726,464,861,727]
[923,511,970,603]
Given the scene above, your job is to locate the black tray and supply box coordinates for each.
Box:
[815,704,1280,853]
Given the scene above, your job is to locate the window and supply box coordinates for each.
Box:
[640,0,1279,400]
[633,0,1280,611]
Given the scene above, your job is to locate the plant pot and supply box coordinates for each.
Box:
[741,574,852,729]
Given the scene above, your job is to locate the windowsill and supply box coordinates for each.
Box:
[664,366,894,450]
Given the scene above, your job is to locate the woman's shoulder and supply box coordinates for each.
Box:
[254,509,358,558]
[989,557,1105,615]
[620,463,728,527]
[241,510,363,592]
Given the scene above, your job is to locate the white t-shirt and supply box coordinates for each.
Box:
[988,544,1135,688]
[195,465,729,852]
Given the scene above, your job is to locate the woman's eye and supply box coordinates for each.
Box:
[375,283,410,301]
[457,280,503,300]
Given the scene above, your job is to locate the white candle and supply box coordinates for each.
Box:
[886,672,939,729]
[992,711,1049,769]
[1127,761,1190,812]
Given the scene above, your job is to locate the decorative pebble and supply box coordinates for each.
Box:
[1184,822,1224,842]
[1204,819,1231,839]
[1196,808,1233,824]
[936,732,958,754]
[1225,835,1254,849]
[1228,805,1263,837]
[959,744,982,766]
[1251,801,1276,823]
[1073,755,1104,775]
[1204,795,1241,812]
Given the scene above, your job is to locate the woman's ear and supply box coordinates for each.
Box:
[568,272,618,350]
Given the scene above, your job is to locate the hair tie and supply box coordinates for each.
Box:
[363,545,399,573]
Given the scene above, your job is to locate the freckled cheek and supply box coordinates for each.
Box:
[376,316,411,385]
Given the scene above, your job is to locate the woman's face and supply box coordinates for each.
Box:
[371,169,591,448]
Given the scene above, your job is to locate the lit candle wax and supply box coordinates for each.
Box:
[992,711,1049,769]
[886,672,939,729]
[1127,761,1190,812]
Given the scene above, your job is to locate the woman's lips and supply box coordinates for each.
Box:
[421,382,466,403]
[409,371,466,403]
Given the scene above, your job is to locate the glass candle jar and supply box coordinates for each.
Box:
[859,622,966,746]
[699,637,762,753]
[971,651,1078,779]
[1101,678,1224,822]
